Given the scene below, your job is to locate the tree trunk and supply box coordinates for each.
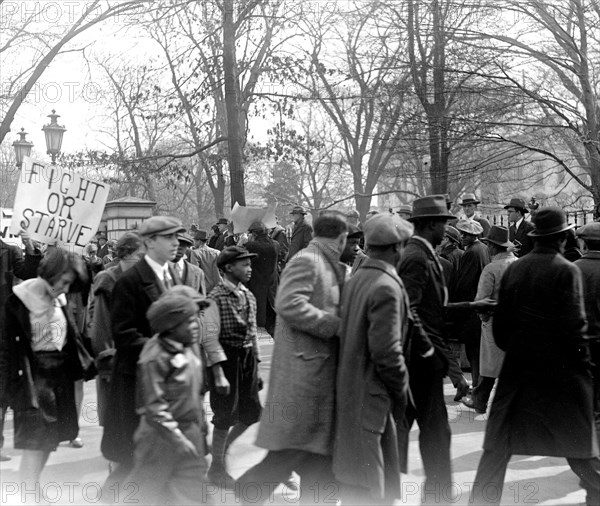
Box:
[223,0,245,207]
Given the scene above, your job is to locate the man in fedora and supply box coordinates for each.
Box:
[190,230,222,293]
[470,207,600,505]
[575,222,600,438]
[450,219,491,388]
[397,204,413,221]
[102,216,185,480]
[288,205,313,260]
[504,197,534,257]
[459,193,491,238]
[211,218,229,251]
[462,226,516,414]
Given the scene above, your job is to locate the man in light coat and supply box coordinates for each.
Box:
[470,208,600,505]
[236,213,348,504]
[287,206,313,259]
[334,214,412,504]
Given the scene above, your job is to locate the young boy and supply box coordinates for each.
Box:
[126,291,208,505]
[207,246,262,488]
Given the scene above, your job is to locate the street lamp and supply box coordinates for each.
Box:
[12,128,34,168]
[42,109,66,164]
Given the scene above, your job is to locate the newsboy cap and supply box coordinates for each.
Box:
[146,293,198,334]
[575,222,600,241]
[364,214,413,246]
[455,219,484,236]
[177,232,194,246]
[217,246,257,269]
[139,216,186,237]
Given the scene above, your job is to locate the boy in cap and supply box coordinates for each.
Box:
[206,246,261,488]
[126,291,208,504]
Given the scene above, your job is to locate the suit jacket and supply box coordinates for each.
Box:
[485,247,597,458]
[288,220,313,260]
[509,219,535,257]
[245,235,279,327]
[101,257,179,464]
[176,259,206,295]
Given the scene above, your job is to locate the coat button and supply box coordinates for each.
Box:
[15,336,20,342]
[18,370,23,376]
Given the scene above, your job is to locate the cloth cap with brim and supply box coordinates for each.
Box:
[217,218,229,225]
[575,222,600,241]
[504,198,529,214]
[146,293,198,334]
[409,195,456,222]
[177,233,194,246]
[168,285,211,309]
[482,225,513,248]
[455,219,484,236]
[140,216,186,237]
[347,224,363,239]
[194,230,208,241]
[364,214,413,246]
[460,193,480,206]
[444,225,461,244]
[346,210,359,219]
[528,207,574,237]
[397,205,413,216]
[290,206,307,215]
[217,246,257,269]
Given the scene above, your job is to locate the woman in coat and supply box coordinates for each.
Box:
[0,248,88,484]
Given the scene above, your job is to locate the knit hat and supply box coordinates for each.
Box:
[146,293,198,334]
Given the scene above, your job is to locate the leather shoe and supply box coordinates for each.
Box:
[461,396,486,414]
[453,377,470,401]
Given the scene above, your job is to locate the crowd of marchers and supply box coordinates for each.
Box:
[0,193,599,506]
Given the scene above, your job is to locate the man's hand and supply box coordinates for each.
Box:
[453,375,470,401]
[19,228,35,254]
[212,364,230,396]
[471,298,497,312]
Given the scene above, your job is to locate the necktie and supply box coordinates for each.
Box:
[163,272,173,290]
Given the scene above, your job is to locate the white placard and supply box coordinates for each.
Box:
[10,157,110,251]
[230,202,277,233]
[0,208,23,247]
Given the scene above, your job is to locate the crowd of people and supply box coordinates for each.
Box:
[0,192,599,505]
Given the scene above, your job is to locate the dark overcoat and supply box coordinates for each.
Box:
[245,235,279,328]
[101,257,177,464]
[509,219,535,257]
[334,259,410,500]
[287,220,313,260]
[484,246,598,458]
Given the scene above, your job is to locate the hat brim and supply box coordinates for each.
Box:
[408,212,456,222]
[177,237,194,246]
[142,225,186,237]
[290,211,307,215]
[348,231,364,239]
[217,252,258,268]
[482,238,513,248]
[504,205,529,214]
[460,200,480,206]
[527,223,574,237]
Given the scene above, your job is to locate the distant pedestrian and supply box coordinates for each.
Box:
[504,197,535,257]
[470,207,600,505]
[458,193,491,237]
[190,230,222,293]
[269,216,289,272]
[287,206,313,259]
[172,233,207,295]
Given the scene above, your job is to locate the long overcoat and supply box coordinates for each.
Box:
[101,257,177,464]
[333,259,410,500]
[287,220,313,260]
[254,239,345,455]
[485,246,598,458]
[475,251,516,377]
[245,234,280,328]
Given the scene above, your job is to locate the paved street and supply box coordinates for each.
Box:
[0,334,586,505]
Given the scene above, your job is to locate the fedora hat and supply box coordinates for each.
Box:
[482,225,513,248]
[527,206,574,237]
[396,205,413,216]
[409,195,456,222]
[504,198,529,213]
[290,206,307,215]
[460,193,480,206]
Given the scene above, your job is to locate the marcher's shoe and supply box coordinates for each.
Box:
[453,377,470,401]
[69,438,84,448]
[461,396,486,414]
[0,452,11,462]
[207,464,236,490]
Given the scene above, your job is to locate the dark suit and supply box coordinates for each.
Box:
[471,246,600,504]
[509,219,535,257]
[398,237,452,492]
[288,220,313,260]
[101,257,179,465]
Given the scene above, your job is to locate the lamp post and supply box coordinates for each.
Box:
[41,109,66,165]
[12,128,34,168]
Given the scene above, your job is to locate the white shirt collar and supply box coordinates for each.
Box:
[514,217,524,230]
[145,254,170,282]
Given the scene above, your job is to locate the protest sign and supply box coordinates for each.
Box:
[230,202,277,233]
[0,208,22,247]
[10,157,110,251]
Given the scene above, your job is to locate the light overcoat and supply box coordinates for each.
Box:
[333,259,410,500]
[254,239,345,455]
[485,247,598,458]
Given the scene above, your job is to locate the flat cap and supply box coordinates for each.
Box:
[177,232,194,246]
[364,214,413,246]
[217,246,257,269]
[194,230,208,241]
[140,216,185,237]
[347,224,364,239]
[444,225,461,244]
[346,210,359,219]
[455,219,484,236]
[168,285,211,309]
[290,206,307,215]
[146,292,198,334]
[575,222,600,241]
